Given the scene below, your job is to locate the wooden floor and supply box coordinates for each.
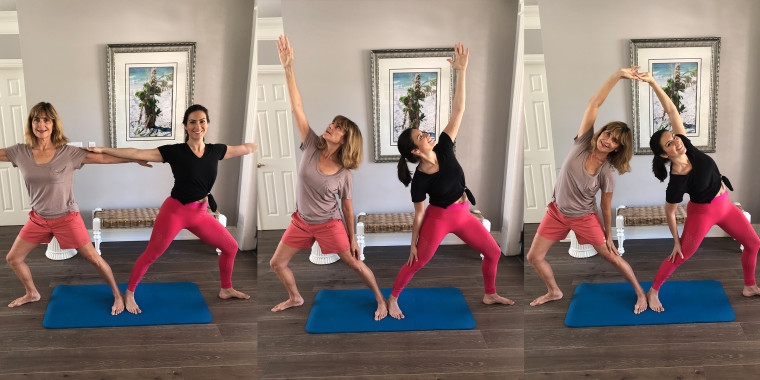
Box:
[0,225,256,379]
[524,223,760,379]
[256,229,525,379]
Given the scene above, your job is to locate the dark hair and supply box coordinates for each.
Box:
[183,104,210,142]
[396,128,419,186]
[649,129,670,182]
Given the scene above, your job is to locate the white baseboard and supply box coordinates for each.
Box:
[88,227,238,243]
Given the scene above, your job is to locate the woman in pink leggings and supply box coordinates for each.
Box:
[89,104,257,314]
[388,43,514,319]
[641,71,760,311]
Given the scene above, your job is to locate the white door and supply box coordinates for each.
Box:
[0,60,31,226]
[523,55,556,223]
[256,67,298,230]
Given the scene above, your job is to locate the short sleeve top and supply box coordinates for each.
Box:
[295,128,353,224]
[552,129,616,218]
[410,132,468,208]
[157,143,227,204]
[4,143,87,219]
[665,134,724,204]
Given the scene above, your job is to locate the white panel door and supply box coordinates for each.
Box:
[256,69,298,230]
[0,61,30,226]
[523,55,556,223]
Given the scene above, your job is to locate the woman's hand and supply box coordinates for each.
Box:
[636,71,657,84]
[617,66,641,80]
[605,236,620,256]
[350,240,361,260]
[406,245,418,267]
[277,35,294,68]
[667,240,684,263]
[84,146,104,154]
[136,160,153,168]
[447,43,469,72]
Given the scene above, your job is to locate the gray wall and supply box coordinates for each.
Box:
[0,35,20,58]
[539,0,760,218]
[524,29,542,55]
[0,0,15,11]
[281,0,518,229]
[16,0,254,225]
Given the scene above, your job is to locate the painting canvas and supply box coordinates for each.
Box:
[630,37,719,154]
[371,48,454,162]
[391,70,440,144]
[127,65,177,140]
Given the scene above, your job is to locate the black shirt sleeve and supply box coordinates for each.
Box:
[410,172,428,203]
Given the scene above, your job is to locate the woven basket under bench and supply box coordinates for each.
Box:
[309,210,491,265]
[567,203,750,258]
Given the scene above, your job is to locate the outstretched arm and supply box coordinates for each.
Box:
[82,152,152,167]
[277,35,310,142]
[223,142,258,160]
[407,201,426,266]
[0,148,8,162]
[578,67,640,138]
[442,43,468,141]
[85,147,163,162]
[600,192,618,255]
[638,72,686,136]
[664,202,683,262]
[341,198,361,259]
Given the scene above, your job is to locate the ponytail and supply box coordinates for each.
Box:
[652,155,669,182]
[397,156,413,186]
[649,129,670,182]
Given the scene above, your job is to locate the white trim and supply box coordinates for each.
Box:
[0,59,22,68]
[256,17,283,40]
[524,5,540,30]
[0,11,18,34]
[524,54,544,64]
[257,64,284,73]
[88,227,238,243]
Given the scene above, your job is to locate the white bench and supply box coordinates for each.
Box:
[568,203,751,257]
[310,210,491,265]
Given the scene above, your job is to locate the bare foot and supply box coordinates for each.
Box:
[219,287,251,300]
[743,285,760,297]
[530,290,563,306]
[375,300,388,321]
[483,293,515,305]
[8,292,41,308]
[647,288,663,312]
[271,297,303,312]
[111,294,125,315]
[124,290,141,314]
[634,293,648,314]
[387,296,404,319]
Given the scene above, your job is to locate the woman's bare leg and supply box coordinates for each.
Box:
[335,250,388,320]
[593,243,647,314]
[526,234,562,306]
[6,236,41,307]
[76,243,125,315]
[269,241,305,312]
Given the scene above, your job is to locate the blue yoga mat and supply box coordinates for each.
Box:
[306,287,475,333]
[43,282,212,329]
[565,280,735,327]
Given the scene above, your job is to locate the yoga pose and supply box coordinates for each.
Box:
[88,104,256,314]
[1,102,150,315]
[269,35,387,320]
[388,43,514,320]
[642,71,760,312]
[527,67,649,314]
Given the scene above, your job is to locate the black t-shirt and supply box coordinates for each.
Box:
[158,143,227,204]
[410,132,471,208]
[665,134,723,204]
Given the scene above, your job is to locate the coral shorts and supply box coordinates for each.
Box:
[19,210,91,249]
[281,211,350,254]
[536,202,606,246]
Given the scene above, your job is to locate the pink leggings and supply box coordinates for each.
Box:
[652,192,760,290]
[127,197,238,292]
[391,202,501,297]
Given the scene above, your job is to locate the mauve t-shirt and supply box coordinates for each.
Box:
[295,128,352,224]
[551,129,615,218]
[5,143,87,219]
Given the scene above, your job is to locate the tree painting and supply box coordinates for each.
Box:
[651,61,698,133]
[392,71,438,144]
[128,66,175,138]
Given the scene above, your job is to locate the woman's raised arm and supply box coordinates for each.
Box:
[278,35,310,142]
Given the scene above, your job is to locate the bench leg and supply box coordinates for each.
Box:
[216,213,227,256]
[616,214,625,255]
[92,216,102,255]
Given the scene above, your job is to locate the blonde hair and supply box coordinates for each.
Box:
[25,102,69,148]
[315,115,363,170]
[590,121,633,174]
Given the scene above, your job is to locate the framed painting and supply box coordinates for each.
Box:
[106,42,196,148]
[630,37,720,154]
[370,48,455,162]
